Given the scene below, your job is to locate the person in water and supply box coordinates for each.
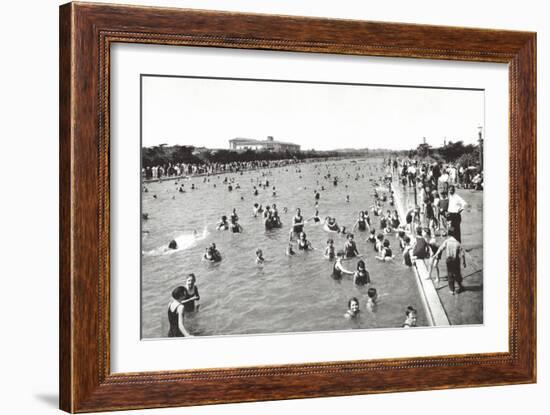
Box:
[343,233,360,258]
[168,239,178,250]
[216,215,229,230]
[255,249,265,264]
[403,306,418,328]
[181,273,200,312]
[286,243,295,256]
[353,260,371,285]
[229,216,243,233]
[324,238,336,260]
[289,208,305,240]
[367,228,376,244]
[344,297,360,319]
[366,288,378,312]
[306,209,321,224]
[376,239,394,261]
[167,286,192,337]
[332,252,354,280]
[297,232,313,251]
[203,243,222,262]
[352,211,369,232]
[324,216,340,232]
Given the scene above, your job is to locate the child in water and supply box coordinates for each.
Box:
[403,306,418,327]
[367,228,376,244]
[255,249,265,264]
[353,260,371,285]
[344,297,360,319]
[324,238,335,260]
[366,288,378,311]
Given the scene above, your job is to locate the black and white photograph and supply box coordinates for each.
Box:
[140,75,484,339]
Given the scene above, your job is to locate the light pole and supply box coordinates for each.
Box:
[477,125,483,170]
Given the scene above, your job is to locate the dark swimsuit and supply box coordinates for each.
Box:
[357,219,366,231]
[183,287,200,312]
[293,216,304,233]
[355,270,370,285]
[167,304,185,337]
[298,240,310,250]
[413,237,429,259]
[344,242,357,258]
[332,262,343,279]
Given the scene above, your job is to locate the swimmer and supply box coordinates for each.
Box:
[352,211,369,232]
[376,239,394,261]
[324,216,340,233]
[344,297,360,319]
[345,195,350,203]
[286,243,296,256]
[353,260,371,286]
[181,273,200,312]
[367,228,376,244]
[332,252,354,280]
[343,233,360,258]
[255,249,265,264]
[306,209,321,224]
[366,288,378,311]
[402,236,413,267]
[230,208,239,223]
[397,230,406,251]
[167,286,192,337]
[142,213,149,220]
[289,208,305,241]
[168,239,178,250]
[375,233,384,254]
[202,243,222,262]
[216,215,229,231]
[230,217,243,233]
[403,306,418,328]
[324,238,336,260]
[297,231,313,251]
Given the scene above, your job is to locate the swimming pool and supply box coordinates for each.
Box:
[141,158,428,338]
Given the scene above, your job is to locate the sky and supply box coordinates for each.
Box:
[142,75,484,151]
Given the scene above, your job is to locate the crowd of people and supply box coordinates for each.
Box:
[143,158,307,181]
[148,155,480,337]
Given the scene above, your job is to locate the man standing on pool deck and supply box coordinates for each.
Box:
[433,228,467,295]
[447,185,467,242]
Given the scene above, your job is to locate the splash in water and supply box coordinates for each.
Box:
[143,226,208,256]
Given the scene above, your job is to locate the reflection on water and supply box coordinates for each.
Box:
[141,158,427,338]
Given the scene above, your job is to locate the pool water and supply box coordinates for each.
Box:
[141,158,428,338]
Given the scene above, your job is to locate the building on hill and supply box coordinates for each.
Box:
[229,136,301,152]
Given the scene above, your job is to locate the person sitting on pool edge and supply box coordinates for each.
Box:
[344,297,360,319]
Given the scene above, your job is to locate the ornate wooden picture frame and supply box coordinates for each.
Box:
[59,2,536,412]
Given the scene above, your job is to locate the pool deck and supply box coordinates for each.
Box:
[393,181,484,326]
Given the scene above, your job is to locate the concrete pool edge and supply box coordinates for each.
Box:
[392,180,451,327]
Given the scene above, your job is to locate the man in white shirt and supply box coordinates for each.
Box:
[446,185,467,242]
